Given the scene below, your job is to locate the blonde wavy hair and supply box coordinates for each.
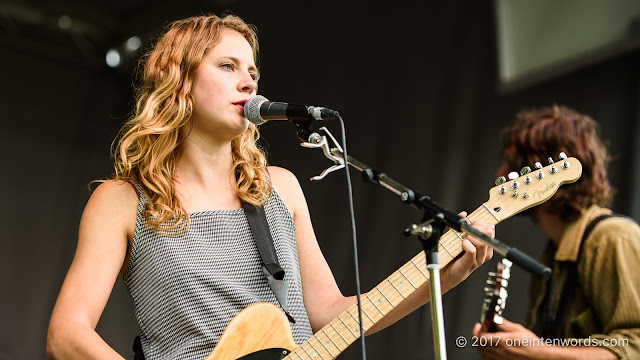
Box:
[111,13,270,233]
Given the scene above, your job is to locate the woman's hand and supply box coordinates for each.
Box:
[440,211,494,292]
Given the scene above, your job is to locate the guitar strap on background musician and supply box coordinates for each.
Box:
[242,201,296,324]
[541,213,629,339]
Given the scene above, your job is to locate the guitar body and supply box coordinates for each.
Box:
[204,302,296,360]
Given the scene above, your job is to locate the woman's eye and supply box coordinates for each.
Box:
[220,63,234,71]
[250,73,259,81]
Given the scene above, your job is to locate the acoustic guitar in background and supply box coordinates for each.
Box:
[480,258,513,332]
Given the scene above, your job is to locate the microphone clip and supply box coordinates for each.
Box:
[300,127,345,181]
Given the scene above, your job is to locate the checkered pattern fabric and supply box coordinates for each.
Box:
[122,186,312,359]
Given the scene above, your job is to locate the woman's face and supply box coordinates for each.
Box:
[189,28,258,143]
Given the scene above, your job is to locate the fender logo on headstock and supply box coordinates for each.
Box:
[532,181,557,199]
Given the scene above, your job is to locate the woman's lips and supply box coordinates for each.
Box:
[233,100,247,111]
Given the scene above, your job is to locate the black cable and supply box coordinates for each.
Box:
[336,114,366,360]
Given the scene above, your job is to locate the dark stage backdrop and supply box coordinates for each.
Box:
[1,1,638,359]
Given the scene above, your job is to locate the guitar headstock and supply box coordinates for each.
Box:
[480,258,513,332]
[486,153,582,221]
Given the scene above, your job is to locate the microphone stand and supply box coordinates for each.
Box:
[405,214,449,360]
[290,124,551,360]
[298,127,552,279]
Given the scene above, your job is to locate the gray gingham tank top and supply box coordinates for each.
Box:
[121,185,313,360]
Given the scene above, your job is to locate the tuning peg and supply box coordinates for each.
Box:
[507,172,519,180]
[548,157,554,164]
[559,152,567,160]
[495,176,507,186]
[520,166,532,176]
[535,162,543,170]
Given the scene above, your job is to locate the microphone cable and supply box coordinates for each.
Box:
[335,113,367,360]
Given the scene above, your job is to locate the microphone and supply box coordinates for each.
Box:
[244,95,339,125]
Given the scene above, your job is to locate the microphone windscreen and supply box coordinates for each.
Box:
[244,95,269,125]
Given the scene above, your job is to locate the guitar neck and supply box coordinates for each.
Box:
[287,204,500,359]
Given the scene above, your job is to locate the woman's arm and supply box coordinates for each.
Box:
[268,166,494,333]
[47,181,138,359]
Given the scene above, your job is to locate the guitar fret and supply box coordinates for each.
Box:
[387,278,406,298]
[410,259,429,280]
[321,328,342,352]
[347,306,374,328]
[375,285,396,307]
[482,203,501,222]
[398,268,417,289]
[291,348,304,359]
[329,322,350,346]
[438,240,455,257]
[453,230,466,242]
[355,303,375,323]
[338,315,358,338]
[306,339,326,360]
[344,308,359,324]
[299,343,314,359]
[313,334,335,358]
[454,217,473,244]
[364,293,386,315]
[362,306,375,323]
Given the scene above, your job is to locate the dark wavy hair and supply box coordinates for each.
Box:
[500,104,614,222]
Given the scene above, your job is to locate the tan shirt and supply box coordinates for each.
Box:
[526,205,640,359]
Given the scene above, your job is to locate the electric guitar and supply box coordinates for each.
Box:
[205,156,582,360]
[480,258,513,332]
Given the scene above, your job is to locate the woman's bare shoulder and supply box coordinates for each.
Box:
[266,166,298,185]
[89,180,139,206]
[81,180,139,231]
[266,166,306,214]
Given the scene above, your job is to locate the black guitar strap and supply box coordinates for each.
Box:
[132,201,297,359]
[242,201,296,324]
